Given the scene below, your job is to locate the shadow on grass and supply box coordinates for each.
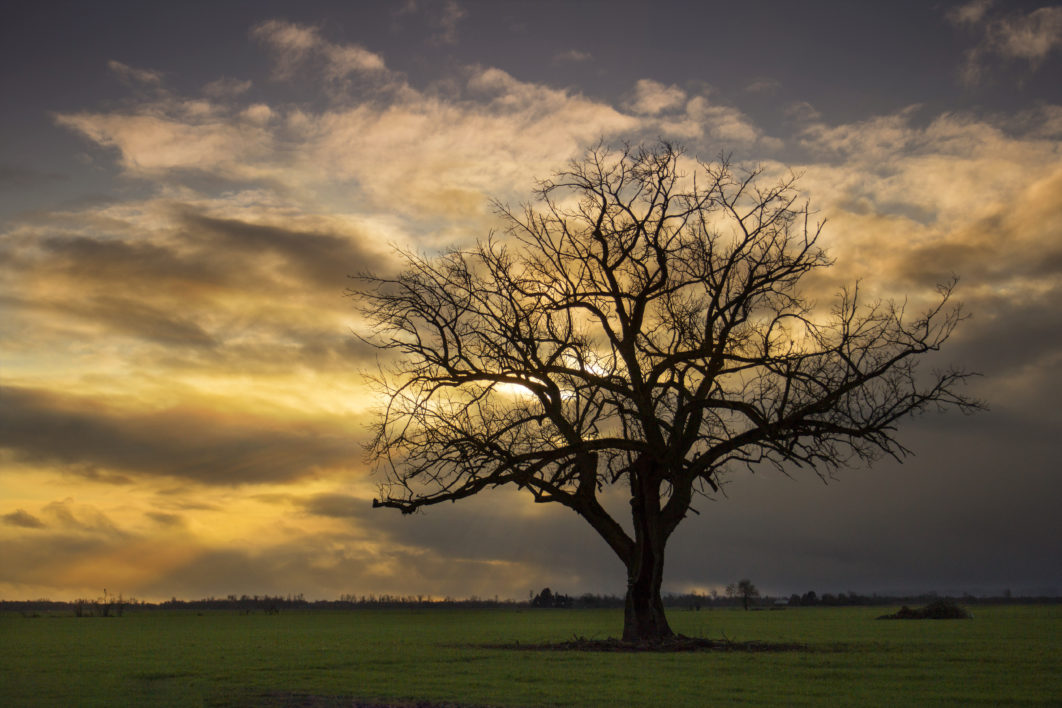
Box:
[479,635,811,652]
[222,695,486,708]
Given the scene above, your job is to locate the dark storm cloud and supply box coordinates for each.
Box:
[176,211,391,285]
[663,407,1062,596]
[338,409,1062,598]
[948,285,1062,376]
[894,211,1062,289]
[0,386,360,486]
[2,509,46,529]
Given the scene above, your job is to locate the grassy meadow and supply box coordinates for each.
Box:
[1,605,1060,706]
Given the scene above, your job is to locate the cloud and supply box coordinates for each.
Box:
[40,499,125,537]
[146,511,186,527]
[0,386,362,486]
[54,65,641,222]
[553,49,593,64]
[621,87,771,147]
[892,164,1062,288]
[947,0,994,27]
[203,77,252,98]
[2,509,45,529]
[744,78,781,94]
[107,60,164,86]
[252,20,388,82]
[300,492,372,519]
[948,284,1062,402]
[784,106,1062,475]
[433,0,466,45]
[628,79,687,115]
[0,195,390,384]
[791,143,1062,302]
[952,3,1062,85]
[988,6,1062,64]
[796,108,1062,231]
[676,406,1062,596]
[55,106,278,180]
[784,101,821,122]
[52,38,789,238]
[683,96,764,144]
[177,210,391,286]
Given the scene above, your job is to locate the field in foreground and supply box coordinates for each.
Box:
[1,605,1060,706]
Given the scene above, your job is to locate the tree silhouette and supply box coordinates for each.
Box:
[356,143,979,642]
[727,579,760,610]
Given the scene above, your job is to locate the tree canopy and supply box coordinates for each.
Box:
[355,142,979,642]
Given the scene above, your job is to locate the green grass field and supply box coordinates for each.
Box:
[2,605,1060,706]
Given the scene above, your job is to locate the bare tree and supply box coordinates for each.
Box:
[726,579,760,610]
[355,142,979,643]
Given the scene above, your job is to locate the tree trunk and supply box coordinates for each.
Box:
[622,459,675,643]
[622,538,673,642]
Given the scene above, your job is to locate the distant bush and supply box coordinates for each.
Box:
[531,588,573,608]
[878,598,972,620]
[72,593,126,618]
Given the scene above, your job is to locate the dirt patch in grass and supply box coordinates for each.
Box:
[482,635,809,652]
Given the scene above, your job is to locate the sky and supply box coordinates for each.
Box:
[2,0,1061,602]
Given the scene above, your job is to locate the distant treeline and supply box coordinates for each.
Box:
[769,590,1062,608]
[3,590,1060,615]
